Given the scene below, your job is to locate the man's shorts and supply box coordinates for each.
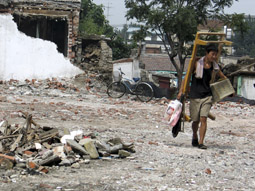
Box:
[189,96,213,122]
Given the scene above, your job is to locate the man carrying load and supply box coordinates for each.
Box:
[177,44,227,149]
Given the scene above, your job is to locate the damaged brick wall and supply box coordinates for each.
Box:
[75,35,113,82]
[0,0,81,64]
[0,0,113,82]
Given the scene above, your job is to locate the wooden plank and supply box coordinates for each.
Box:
[10,134,23,152]
[38,129,58,140]
[0,134,19,140]
[20,111,41,128]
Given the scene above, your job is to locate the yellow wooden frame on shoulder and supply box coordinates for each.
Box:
[182,32,232,122]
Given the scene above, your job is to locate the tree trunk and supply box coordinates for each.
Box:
[177,70,183,90]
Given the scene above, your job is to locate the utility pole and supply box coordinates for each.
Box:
[105,1,112,20]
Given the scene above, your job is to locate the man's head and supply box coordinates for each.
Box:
[205,43,218,54]
[205,44,218,62]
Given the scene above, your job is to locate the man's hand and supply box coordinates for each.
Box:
[176,92,182,100]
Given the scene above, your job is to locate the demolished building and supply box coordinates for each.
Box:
[0,0,113,81]
[223,57,255,100]
[0,0,81,62]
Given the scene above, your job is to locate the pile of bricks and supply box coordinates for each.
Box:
[0,112,135,174]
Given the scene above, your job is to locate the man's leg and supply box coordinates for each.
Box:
[191,121,199,146]
[199,116,207,146]
[192,121,199,140]
[198,96,212,148]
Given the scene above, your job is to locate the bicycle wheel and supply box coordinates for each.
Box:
[107,82,126,98]
[135,82,154,102]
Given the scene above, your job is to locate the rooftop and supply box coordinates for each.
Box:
[140,54,190,72]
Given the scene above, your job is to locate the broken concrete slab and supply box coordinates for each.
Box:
[79,138,99,159]
[66,139,88,155]
[38,155,61,166]
[95,140,111,152]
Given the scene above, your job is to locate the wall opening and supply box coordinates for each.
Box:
[13,14,68,56]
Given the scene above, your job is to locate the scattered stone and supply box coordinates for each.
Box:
[66,139,88,155]
[0,156,14,170]
[38,155,61,166]
[59,159,71,166]
[205,168,212,175]
[71,162,80,169]
[118,150,131,158]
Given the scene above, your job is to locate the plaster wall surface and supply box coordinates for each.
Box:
[240,76,255,100]
[0,14,82,81]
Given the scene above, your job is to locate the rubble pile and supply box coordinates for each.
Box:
[0,73,108,97]
[80,44,101,70]
[0,112,135,176]
[0,74,255,190]
[222,56,255,76]
[76,36,113,84]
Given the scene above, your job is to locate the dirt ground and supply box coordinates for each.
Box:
[0,77,255,191]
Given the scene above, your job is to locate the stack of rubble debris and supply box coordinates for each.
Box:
[222,56,255,76]
[76,35,113,84]
[0,112,135,174]
[0,73,108,97]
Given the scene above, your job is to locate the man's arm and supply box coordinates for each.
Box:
[218,69,227,79]
[176,75,186,100]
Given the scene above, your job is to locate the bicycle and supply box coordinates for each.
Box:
[107,68,154,102]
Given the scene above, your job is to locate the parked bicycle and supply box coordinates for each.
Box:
[107,68,154,102]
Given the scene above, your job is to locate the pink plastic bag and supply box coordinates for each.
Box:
[163,100,182,127]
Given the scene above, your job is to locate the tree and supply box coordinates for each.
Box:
[79,0,135,60]
[232,16,255,57]
[221,13,249,38]
[79,0,114,36]
[108,35,136,60]
[125,0,239,88]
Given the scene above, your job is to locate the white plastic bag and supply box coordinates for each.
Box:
[163,100,182,127]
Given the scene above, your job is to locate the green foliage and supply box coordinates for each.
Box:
[220,13,249,37]
[79,18,104,35]
[117,24,129,40]
[79,0,114,36]
[232,16,255,57]
[124,0,238,87]
[79,0,133,60]
[108,35,136,60]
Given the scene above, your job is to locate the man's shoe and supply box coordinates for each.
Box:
[192,139,199,147]
[198,144,207,149]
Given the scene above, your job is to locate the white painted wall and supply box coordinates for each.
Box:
[113,60,140,82]
[0,14,82,81]
[240,76,255,100]
[220,57,238,66]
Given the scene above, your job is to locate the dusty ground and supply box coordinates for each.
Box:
[0,77,255,191]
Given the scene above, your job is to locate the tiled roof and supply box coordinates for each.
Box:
[198,19,224,31]
[113,58,133,64]
[140,54,190,72]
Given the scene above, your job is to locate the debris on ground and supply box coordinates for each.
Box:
[0,76,255,190]
[0,112,135,175]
